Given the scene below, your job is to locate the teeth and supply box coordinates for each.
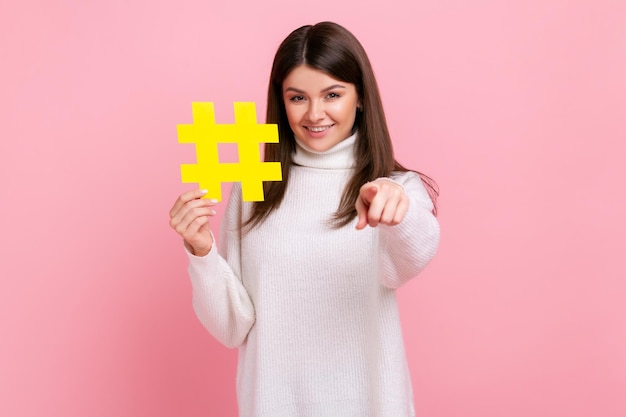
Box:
[308,126,329,132]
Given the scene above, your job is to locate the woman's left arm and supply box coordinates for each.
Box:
[356,173,440,289]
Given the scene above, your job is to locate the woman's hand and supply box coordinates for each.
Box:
[169,189,218,256]
[355,179,408,230]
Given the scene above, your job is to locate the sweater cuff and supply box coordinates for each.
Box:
[183,231,217,260]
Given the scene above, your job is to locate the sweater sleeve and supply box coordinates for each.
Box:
[377,171,440,289]
[186,184,255,348]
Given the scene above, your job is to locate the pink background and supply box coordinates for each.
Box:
[2,1,625,416]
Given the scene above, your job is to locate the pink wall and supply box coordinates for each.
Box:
[2,1,624,416]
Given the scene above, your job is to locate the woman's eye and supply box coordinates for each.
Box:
[326,92,341,99]
[289,95,305,102]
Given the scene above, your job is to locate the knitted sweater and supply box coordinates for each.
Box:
[186,134,440,417]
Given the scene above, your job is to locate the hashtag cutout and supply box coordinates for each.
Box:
[178,102,282,201]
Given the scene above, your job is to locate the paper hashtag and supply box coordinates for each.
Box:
[178,102,282,202]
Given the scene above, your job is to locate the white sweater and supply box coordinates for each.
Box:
[186,134,440,417]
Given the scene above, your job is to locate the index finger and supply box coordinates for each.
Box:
[169,188,208,218]
[355,194,368,230]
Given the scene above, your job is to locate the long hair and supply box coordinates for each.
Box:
[244,21,438,229]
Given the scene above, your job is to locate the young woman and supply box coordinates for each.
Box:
[169,21,440,417]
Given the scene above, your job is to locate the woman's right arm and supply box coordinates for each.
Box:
[169,188,255,348]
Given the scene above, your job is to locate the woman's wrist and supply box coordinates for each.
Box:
[184,240,213,257]
[372,177,405,192]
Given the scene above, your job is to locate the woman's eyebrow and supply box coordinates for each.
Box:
[284,84,346,94]
[320,84,346,92]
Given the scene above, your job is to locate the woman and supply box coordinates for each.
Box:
[169,21,440,417]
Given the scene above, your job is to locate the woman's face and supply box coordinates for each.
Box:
[282,65,360,152]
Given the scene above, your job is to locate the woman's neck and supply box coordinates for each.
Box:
[292,133,357,170]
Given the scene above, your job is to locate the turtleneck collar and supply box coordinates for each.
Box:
[292,132,357,170]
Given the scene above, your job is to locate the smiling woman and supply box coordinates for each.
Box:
[282,66,361,152]
[168,21,440,417]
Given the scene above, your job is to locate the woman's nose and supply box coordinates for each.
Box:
[306,100,325,122]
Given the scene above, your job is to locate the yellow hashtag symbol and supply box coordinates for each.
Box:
[178,102,282,202]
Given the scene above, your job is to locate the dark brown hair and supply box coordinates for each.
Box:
[245,21,438,229]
